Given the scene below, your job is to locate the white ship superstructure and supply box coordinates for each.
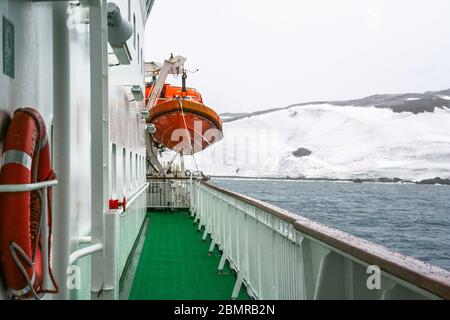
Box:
[1,0,152,299]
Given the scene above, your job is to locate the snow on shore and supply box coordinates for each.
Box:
[183,104,450,181]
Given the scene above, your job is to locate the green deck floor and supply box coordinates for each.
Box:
[129,211,249,300]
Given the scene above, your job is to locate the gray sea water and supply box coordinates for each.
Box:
[210,178,450,271]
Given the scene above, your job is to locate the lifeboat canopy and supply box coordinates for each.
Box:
[146,84,223,155]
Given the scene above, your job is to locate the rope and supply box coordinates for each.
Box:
[177,99,200,172]
[192,152,200,173]
[176,98,219,173]
[30,192,41,243]
[9,242,41,300]
[40,172,59,295]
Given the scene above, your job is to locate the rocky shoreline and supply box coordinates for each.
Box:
[210,175,450,186]
[415,177,450,185]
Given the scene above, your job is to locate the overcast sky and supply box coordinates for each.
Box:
[144,0,450,113]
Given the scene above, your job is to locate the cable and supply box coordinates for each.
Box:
[177,99,200,172]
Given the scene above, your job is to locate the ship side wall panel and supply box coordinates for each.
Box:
[0,1,54,299]
[0,0,148,299]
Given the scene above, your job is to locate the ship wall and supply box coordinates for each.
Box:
[0,0,147,299]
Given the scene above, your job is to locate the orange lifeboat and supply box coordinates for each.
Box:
[146,84,223,155]
[145,83,204,105]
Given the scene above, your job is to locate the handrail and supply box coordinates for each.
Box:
[69,183,148,276]
[147,176,191,180]
[201,180,450,299]
[204,181,299,224]
[69,243,103,265]
[0,180,58,193]
[124,182,149,211]
[78,237,92,244]
[293,217,450,300]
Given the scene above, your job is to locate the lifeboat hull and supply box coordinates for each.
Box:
[147,99,223,155]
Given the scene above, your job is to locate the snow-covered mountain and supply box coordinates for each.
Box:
[184,90,450,181]
[221,88,450,122]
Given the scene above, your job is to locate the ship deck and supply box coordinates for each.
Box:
[128,211,249,300]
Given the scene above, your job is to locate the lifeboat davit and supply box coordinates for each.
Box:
[146,84,223,155]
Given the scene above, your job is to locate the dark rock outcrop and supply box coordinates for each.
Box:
[416,177,450,185]
[292,148,312,158]
[378,177,404,183]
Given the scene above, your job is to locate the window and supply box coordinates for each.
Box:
[50,119,54,164]
[137,34,140,63]
[133,14,136,49]
[143,155,146,180]
[111,144,117,197]
[143,156,145,181]
[135,154,138,183]
[141,49,144,75]
[129,151,133,190]
[138,156,141,182]
[140,156,143,181]
[128,0,131,21]
[122,148,127,195]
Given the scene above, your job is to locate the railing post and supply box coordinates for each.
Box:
[231,259,245,300]
[90,0,109,299]
[208,240,216,255]
[52,0,71,300]
[102,211,119,299]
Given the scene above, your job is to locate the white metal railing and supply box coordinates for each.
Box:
[191,180,450,300]
[127,183,150,209]
[69,243,103,265]
[147,179,190,209]
[69,183,149,300]
[0,180,58,193]
[117,183,148,280]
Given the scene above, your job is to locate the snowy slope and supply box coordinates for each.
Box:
[183,104,450,181]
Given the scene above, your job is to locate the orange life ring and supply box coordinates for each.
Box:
[0,108,57,299]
